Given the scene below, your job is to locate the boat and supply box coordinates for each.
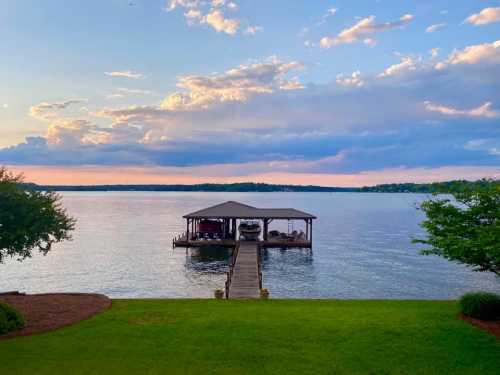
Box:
[197,219,223,239]
[238,220,261,241]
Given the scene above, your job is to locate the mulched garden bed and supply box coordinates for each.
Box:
[0,293,111,340]
[461,315,500,339]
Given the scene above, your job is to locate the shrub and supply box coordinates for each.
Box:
[0,302,25,334]
[459,292,500,320]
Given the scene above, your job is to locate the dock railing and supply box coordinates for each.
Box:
[257,243,263,290]
[225,242,240,299]
[172,232,187,248]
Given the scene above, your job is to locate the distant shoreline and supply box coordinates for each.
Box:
[23,179,496,194]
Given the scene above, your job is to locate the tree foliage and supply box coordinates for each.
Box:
[0,167,75,263]
[414,181,500,275]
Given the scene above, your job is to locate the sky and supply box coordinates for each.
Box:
[0,0,499,186]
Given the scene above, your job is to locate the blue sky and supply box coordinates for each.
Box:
[0,1,499,185]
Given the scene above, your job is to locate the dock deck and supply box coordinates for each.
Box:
[226,241,262,299]
[173,233,311,249]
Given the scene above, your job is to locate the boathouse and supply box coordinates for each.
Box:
[173,201,316,249]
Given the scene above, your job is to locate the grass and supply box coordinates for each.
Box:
[1,299,499,374]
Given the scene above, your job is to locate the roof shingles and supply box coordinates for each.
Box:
[183,201,316,219]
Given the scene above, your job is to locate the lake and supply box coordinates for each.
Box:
[1,192,499,299]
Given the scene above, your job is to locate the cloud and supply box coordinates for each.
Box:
[2,55,499,178]
[436,40,500,69]
[167,0,246,35]
[378,56,422,78]
[105,70,144,79]
[424,101,499,118]
[117,88,152,95]
[465,7,500,26]
[320,14,413,48]
[165,0,201,11]
[316,7,338,26]
[244,25,263,35]
[106,88,152,100]
[465,139,500,156]
[29,100,87,121]
[336,71,364,87]
[426,23,445,33]
[429,48,439,59]
[363,38,377,47]
[160,58,304,110]
[203,9,239,34]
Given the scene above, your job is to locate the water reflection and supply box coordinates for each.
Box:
[261,248,316,297]
[184,246,231,275]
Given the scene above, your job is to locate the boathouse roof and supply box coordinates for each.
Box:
[183,201,316,220]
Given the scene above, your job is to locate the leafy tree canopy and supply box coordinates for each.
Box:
[414,181,500,275]
[0,167,75,263]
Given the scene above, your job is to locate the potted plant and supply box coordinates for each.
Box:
[260,288,269,299]
[214,289,224,299]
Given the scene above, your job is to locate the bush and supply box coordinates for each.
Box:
[0,302,25,334]
[459,292,500,320]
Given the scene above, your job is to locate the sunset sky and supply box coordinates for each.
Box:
[1,1,499,186]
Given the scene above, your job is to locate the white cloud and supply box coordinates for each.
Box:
[161,58,304,110]
[165,0,201,11]
[465,139,500,156]
[378,56,422,78]
[436,40,500,69]
[117,88,152,95]
[167,0,243,35]
[226,2,237,11]
[465,7,500,26]
[107,88,152,99]
[336,71,364,87]
[279,77,304,91]
[424,101,499,118]
[426,23,445,33]
[105,70,144,79]
[316,7,338,26]
[244,25,263,35]
[320,14,413,48]
[185,9,203,22]
[429,48,439,59]
[29,100,87,121]
[363,38,377,47]
[28,100,109,146]
[107,94,126,99]
[203,9,239,34]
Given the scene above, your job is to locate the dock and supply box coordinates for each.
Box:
[172,201,317,299]
[226,241,262,299]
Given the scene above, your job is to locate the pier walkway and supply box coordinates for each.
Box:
[226,241,262,299]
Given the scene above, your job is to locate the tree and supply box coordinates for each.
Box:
[0,167,75,263]
[413,181,500,275]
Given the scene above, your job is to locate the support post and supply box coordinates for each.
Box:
[309,219,313,243]
[186,218,190,241]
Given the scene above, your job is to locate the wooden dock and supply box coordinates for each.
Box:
[226,241,262,299]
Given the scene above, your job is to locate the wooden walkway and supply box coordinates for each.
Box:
[227,241,261,299]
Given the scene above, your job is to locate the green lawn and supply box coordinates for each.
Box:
[1,300,499,374]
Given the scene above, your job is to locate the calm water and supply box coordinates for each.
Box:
[1,192,499,299]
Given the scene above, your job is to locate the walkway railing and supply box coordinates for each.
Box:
[225,242,240,299]
[257,244,263,290]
